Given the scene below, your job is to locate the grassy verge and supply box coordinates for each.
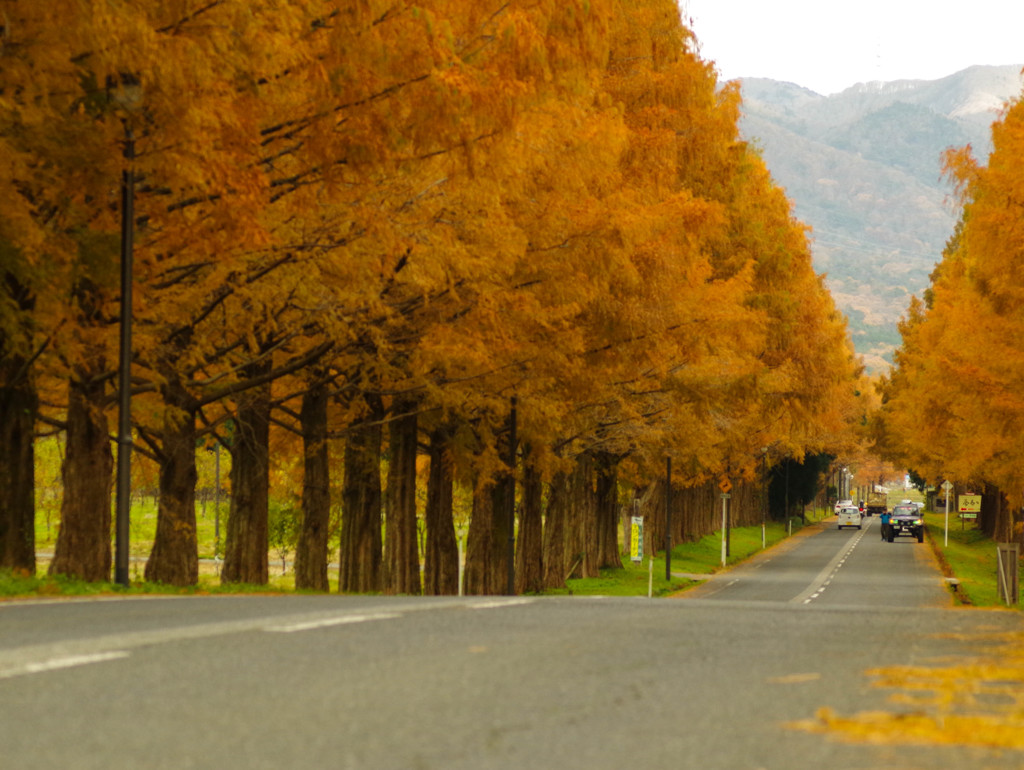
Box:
[7,507,825,600]
[923,510,1020,608]
[0,569,300,599]
[552,513,823,597]
[35,497,224,561]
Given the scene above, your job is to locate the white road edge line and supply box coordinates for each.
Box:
[0,651,130,680]
[468,599,534,610]
[265,612,401,633]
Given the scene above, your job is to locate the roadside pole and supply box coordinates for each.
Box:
[114,127,135,588]
[720,490,731,568]
[942,480,953,547]
[760,447,768,550]
[506,396,517,596]
[665,457,672,581]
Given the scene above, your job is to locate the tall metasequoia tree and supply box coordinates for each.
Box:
[423,424,459,595]
[0,5,125,576]
[221,359,272,585]
[514,451,544,594]
[48,373,112,581]
[295,380,331,591]
[0,273,37,571]
[463,477,510,596]
[564,453,598,579]
[48,277,114,582]
[541,471,569,590]
[383,399,421,595]
[143,375,199,586]
[594,452,623,569]
[338,396,384,593]
[563,0,763,482]
[463,418,517,595]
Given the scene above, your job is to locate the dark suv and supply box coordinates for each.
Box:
[887,504,923,543]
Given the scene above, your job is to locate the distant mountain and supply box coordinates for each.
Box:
[736,65,1024,371]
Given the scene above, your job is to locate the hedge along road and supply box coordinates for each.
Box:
[0,517,1021,769]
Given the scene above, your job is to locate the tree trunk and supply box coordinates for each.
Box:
[423,426,458,595]
[49,376,112,581]
[595,452,622,569]
[295,382,330,591]
[383,401,420,595]
[490,463,512,594]
[463,476,499,595]
[639,480,664,561]
[222,362,271,585]
[145,383,199,586]
[541,471,568,589]
[464,425,513,596]
[515,454,543,594]
[564,453,598,579]
[338,397,383,593]
[0,349,36,573]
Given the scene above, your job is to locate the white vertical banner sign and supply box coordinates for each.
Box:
[630,516,644,564]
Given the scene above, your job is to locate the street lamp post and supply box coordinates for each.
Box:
[114,127,135,587]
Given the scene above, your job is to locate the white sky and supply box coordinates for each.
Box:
[680,0,1024,95]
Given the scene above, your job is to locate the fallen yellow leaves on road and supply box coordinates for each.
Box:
[789,629,1024,750]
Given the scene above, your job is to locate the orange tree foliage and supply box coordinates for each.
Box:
[878,87,1024,523]
[1,0,864,580]
[587,0,860,485]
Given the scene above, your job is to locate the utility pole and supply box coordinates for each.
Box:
[114,127,135,587]
[506,396,517,595]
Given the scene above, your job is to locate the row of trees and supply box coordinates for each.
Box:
[0,0,863,592]
[876,82,1024,543]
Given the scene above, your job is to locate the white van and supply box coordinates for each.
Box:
[837,506,862,530]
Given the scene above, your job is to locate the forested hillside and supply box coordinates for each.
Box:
[0,0,863,593]
[737,65,1024,370]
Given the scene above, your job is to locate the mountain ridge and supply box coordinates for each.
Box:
[735,64,1024,371]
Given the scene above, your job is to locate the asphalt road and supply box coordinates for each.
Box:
[2,516,1021,769]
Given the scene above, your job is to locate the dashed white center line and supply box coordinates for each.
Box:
[795,521,871,604]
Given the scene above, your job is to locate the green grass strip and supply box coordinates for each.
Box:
[923,510,1017,608]
[554,515,816,597]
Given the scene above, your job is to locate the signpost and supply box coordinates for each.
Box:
[958,493,981,530]
[941,480,953,546]
[719,476,732,569]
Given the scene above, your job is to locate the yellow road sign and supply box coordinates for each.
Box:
[719,477,732,494]
[958,494,981,513]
